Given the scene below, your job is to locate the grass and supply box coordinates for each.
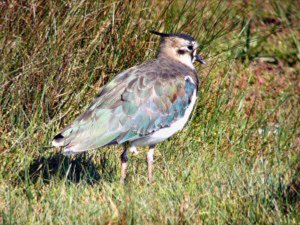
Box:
[0,0,299,224]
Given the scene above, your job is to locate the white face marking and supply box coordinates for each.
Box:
[175,41,199,68]
[192,41,199,48]
[178,53,195,69]
[158,37,199,69]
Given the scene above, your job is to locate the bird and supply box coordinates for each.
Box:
[52,31,206,182]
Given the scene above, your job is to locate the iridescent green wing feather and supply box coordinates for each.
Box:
[53,59,198,154]
[53,66,139,154]
[117,67,197,143]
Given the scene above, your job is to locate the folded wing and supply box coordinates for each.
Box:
[52,61,197,154]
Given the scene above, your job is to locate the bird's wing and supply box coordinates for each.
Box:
[53,61,198,154]
[52,66,139,154]
[116,70,197,143]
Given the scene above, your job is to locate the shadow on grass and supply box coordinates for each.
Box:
[280,163,300,214]
[19,151,118,185]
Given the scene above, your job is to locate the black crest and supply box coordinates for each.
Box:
[150,30,195,42]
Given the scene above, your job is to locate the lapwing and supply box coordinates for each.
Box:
[52,31,206,182]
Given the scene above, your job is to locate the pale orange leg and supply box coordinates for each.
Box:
[120,146,128,183]
[147,145,155,182]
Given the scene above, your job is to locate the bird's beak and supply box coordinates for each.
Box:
[195,55,206,65]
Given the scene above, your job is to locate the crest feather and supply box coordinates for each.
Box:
[150,30,195,42]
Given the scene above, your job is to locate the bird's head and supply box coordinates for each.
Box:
[150,30,206,69]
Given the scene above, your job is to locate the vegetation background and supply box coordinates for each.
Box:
[0,0,299,224]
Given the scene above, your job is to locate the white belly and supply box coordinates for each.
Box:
[132,88,197,147]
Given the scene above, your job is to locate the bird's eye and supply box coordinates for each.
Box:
[187,45,193,51]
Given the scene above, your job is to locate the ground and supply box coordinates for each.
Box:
[0,0,299,224]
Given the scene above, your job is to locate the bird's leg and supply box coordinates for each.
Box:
[120,145,128,183]
[147,145,155,182]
